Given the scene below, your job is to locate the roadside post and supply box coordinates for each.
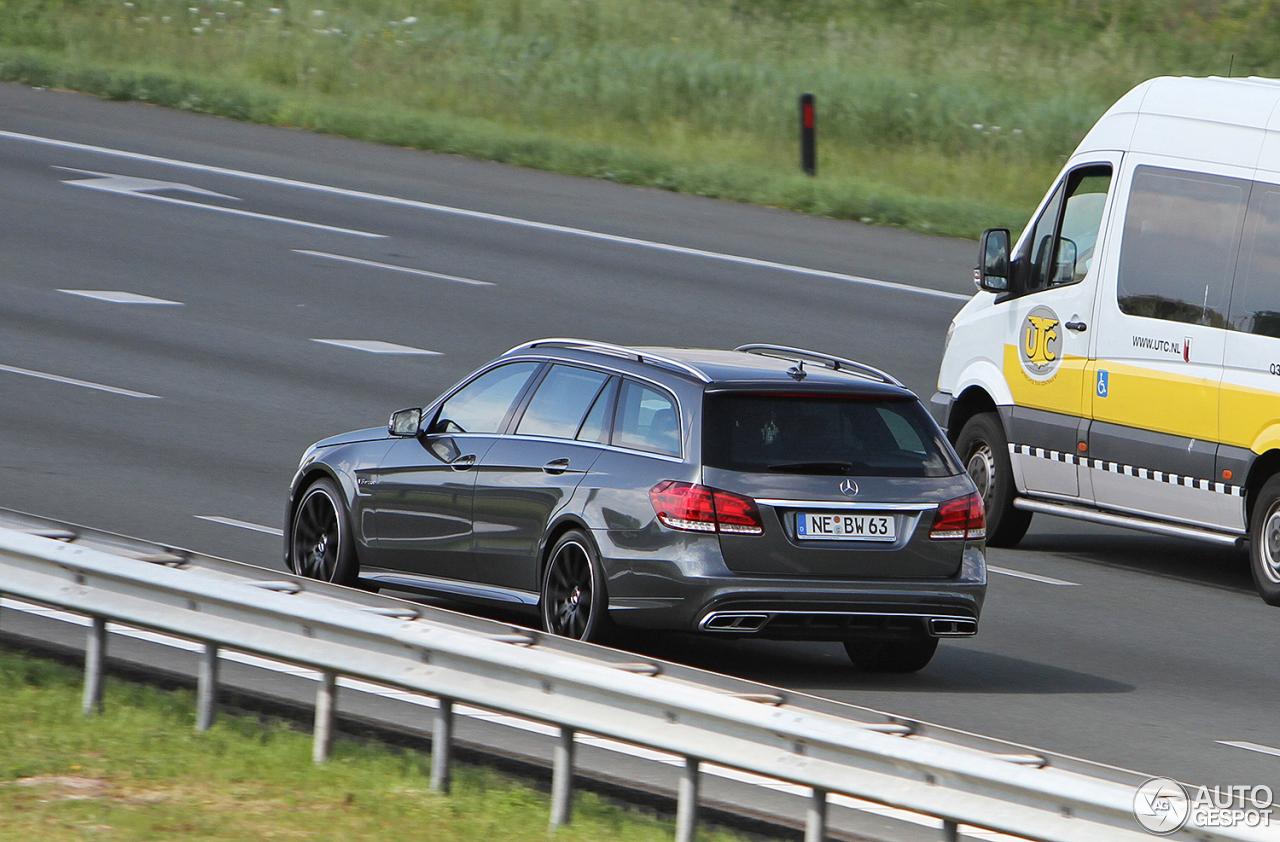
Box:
[800,93,816,176]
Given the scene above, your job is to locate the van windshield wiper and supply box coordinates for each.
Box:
[766,461,853,475]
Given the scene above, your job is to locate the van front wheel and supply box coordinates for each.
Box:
[955,412,1032,547]
[1248,476,1280,606]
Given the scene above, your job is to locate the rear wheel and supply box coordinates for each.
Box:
[540,530,610,642]
[955,412,1032,547]
[1249,476,1280,606]
[844,636,939,673]
[290,478,359,587]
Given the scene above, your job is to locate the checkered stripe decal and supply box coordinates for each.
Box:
[1009,444,1245,497]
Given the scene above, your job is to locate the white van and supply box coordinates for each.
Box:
[933,75,1280,604]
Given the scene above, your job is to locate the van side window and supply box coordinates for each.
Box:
[1022,165,1112,293]
[1116,166,1248,327]
[1228,188,1280,338]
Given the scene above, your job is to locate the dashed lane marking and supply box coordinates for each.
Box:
[294,250,494,286]
[1219,741,1280,759]
[60,290,183,305]
[2,130,969,303]
[0,363,161,399]
[987,565,1080,586]
[311,339,441,356]
[195,516,284,537]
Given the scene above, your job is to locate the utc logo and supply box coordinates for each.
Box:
[1019,305,1064,381]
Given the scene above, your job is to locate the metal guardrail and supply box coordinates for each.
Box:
[0,510,1268,842]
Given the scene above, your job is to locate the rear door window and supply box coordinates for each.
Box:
[516,365,611,439]
[612,379,681,457]
[702,393,959,477]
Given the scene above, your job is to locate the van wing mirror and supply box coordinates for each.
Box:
[976,228,1011,292]
[388,407,423,437]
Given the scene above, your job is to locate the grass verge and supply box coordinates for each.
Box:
[0,644,748,842]
[2,1,1276,238]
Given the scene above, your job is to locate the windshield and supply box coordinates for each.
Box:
[702,392,960,478]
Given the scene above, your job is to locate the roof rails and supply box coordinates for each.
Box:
[733,344,905,388]
[504,338,713,383]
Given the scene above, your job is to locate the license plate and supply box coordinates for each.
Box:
[795,512,896,542]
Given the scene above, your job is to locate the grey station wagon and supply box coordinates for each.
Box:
[286,340,987,672]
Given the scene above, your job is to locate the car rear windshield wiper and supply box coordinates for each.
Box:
[766,461,854,475]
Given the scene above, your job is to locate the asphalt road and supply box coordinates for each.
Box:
[2,82,1278,795]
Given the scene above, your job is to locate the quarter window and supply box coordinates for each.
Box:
[430,362,539,435]
[1117,165,1248,327]
[612,380,681,457]
[517,365,611,439]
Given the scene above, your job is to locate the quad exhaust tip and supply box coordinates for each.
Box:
[699,612,978,637]
[929,617,978,637]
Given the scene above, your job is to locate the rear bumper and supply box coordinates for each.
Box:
[605,540,986,640]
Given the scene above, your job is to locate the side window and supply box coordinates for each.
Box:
[1229,187,1280,338]
[516,365,611,439]
[430,362,539,435]
[1117,166,1248,327]
[612,380,681,457]
[576,376,618,444]
[1022,165,1113,293]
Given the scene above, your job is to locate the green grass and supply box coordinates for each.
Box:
[1,0,1276,237]
[0,645,749,841]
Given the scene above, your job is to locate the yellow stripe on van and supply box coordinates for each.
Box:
[1088,360,1218,442]
[1003,345,1089,416]
[1220,380,1280,454]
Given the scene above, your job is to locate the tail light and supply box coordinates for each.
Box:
[930,492,986,540]
[650,481,764,536]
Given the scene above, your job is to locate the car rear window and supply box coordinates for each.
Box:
[702,393,960,478]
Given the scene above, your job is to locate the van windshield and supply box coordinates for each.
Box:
[702,393,960,478]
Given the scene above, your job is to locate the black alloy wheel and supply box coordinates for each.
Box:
[955,411,1032,547]
[1249,475,1280,606]
[844,636,939,673]
[290,478,358,586]
[541,530,609,642]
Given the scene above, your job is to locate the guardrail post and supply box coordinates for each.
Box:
[196,642,219,731]
[942,819,960,841]
[430,697,453,794]
[805,788,827,842]
[313,671,337,763]
[549,726,575,829]
[676,756,699,842]
[82,616,106,716]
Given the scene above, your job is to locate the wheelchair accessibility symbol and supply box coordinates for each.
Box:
[1097,369,1109,398]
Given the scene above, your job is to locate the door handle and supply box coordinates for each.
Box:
[450,454,476,471]
[1065,320,1087,332]
[543,457,571,475]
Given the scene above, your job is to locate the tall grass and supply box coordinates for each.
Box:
[1,0,1274,236]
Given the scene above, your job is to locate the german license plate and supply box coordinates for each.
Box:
[796,512,896,541]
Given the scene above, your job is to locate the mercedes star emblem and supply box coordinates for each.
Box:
[839,479,859,496]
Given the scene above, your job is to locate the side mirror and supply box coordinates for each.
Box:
[388,407,422,437]
[976,228,1011,292]
[1055,237,1078,284]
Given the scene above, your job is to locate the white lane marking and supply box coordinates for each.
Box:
[0,363,161,399]
[294,250,494,287]
[1219,741,1280,759]
[60,289,183,305]
[0,595,1019,841]
[195,516,284,537]
[987,565,1080,586]
[312,339,441,356]
[58,167,384,239]
[4,130,968,302]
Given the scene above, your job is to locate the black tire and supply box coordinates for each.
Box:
[955,412,1032,547]
[1249,475,1280,606]
[540,529,611,642]
[844,636,939,673]
[289,478,359,587]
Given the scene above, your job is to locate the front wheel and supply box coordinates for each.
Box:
[1249,476,1280,606]
[289,478,359,586]
[955,412,1032,547]
[844,636,939,673]
[540,530,610,642]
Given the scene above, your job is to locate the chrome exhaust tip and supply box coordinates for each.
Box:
[928,617,978,637]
